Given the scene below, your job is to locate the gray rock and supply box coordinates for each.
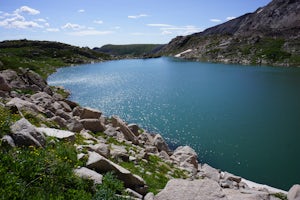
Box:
[125,188,143,199]
[10,118,46,147]
[221,172,242,183]
[36,127,75,141]
[111,116,138,144]
[288,184,300,200]
[128,123,140,136]
[0,75,11,91]
[223,188,270,200]
[80,119,105,132]
[145,145,158,154]
[144,192,155,200]
[50,116,67,128]
[74,167,103,185]
[55,109,72,121]
[22,69,47,90]
[59,101,72,112]
[171,146,198,170]
[110,144,129,161]
[72,106,83,116]
[0,70,25,89]
[6,97,43,113]
[67,119,83,132]
[64,99,79,109]
[86,151,147,194]
[155,179,228,200]
[159,150,171,161]
[200,163,221,182]
[1,135,16,147]
[104,126,119,136]
[152,134,170,152]
[89,143,110,158]
[80,107,102,119]
[138,132,154,145]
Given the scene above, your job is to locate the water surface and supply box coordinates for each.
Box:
[48,57,300,190]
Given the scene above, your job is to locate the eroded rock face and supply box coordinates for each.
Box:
[171,145,198,174]
[10,118,46,147]
[155,179,228,200]
[86,151,147,195]
[288,184,300,200]
[111,116,138,144]
[80,107,102,119]
[74,167,103,185]
[0,75,11,91]
[80,119,106,132]
[152,134,170,153]
[36,127,75,141]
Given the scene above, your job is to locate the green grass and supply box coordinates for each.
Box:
[120,154,187,194]
[0,140,94,200]
[0,106,21,138]
[0,39,111,78]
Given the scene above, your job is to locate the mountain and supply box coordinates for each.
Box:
[94,44,164,58]
[0,39,111,78]
[157,0,300,67]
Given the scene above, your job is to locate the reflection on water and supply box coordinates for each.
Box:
[48,57,300,190]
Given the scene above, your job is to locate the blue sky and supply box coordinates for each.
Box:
[0,0,271,47]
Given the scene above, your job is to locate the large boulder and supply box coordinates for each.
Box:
[80,119,105,132]
[6,97,44,113]
[74,167,103,185]
[288,184,300,200]
[0,69,25,89]
[110,144,129,161]
[199,164,221,182]
[89,143,110,158]
[0,75,11,91]
[36,127,75,141]
[223,188,269,200]
[21,69,47,90]
[171,146,198,175]
[1,135,16,148]
[80,107,102,119]
[152,134,170,152]
[155,179,228,200]
[67,119,84,132]
[111,116,138,144]
[86,151,147,195]
[10,118,46,147]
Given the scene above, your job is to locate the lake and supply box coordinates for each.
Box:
[48,57,300,190]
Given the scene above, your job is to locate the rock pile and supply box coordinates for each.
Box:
[0,69,297,200]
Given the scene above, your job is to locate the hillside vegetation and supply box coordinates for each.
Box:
[94,44,163,58]
[0,40,111,78]
[157,0,300,67]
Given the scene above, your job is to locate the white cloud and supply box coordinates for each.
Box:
[210,19,222,23]
[68,30,113,36]
[62,23,85,30]
[148,24,202,36]
[93,20,103,24]
[113,26,121,29]
[147,24,172,27]
[46,28,59,32]
[226,16,236,21]
[128,14,148,19]
[0,13,42,29]
[78,9,85,13]
[35,18,46,22]
[15,6,40,15]
[44,23,50,27]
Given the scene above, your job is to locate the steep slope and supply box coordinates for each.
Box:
[0,39,111,78]
[158,0,300,66]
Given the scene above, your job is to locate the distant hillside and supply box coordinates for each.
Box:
[0,40,111,78]
[94,44,164,57]
[157,0,300,67]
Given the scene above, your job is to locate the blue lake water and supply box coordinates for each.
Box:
[48,57,300,190]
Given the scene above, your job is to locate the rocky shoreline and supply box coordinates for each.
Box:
[0,68,299,200]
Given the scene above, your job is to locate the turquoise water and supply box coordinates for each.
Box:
[48,57,300,190]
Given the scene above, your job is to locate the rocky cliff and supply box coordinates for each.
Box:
[157,0,300,67]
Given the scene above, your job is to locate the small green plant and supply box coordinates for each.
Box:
[0,106,21,138]
[93,172,128,200]
[272,193,288,200]
[0,140,93,200]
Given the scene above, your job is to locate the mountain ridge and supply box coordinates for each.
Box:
[157,0,300,67]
